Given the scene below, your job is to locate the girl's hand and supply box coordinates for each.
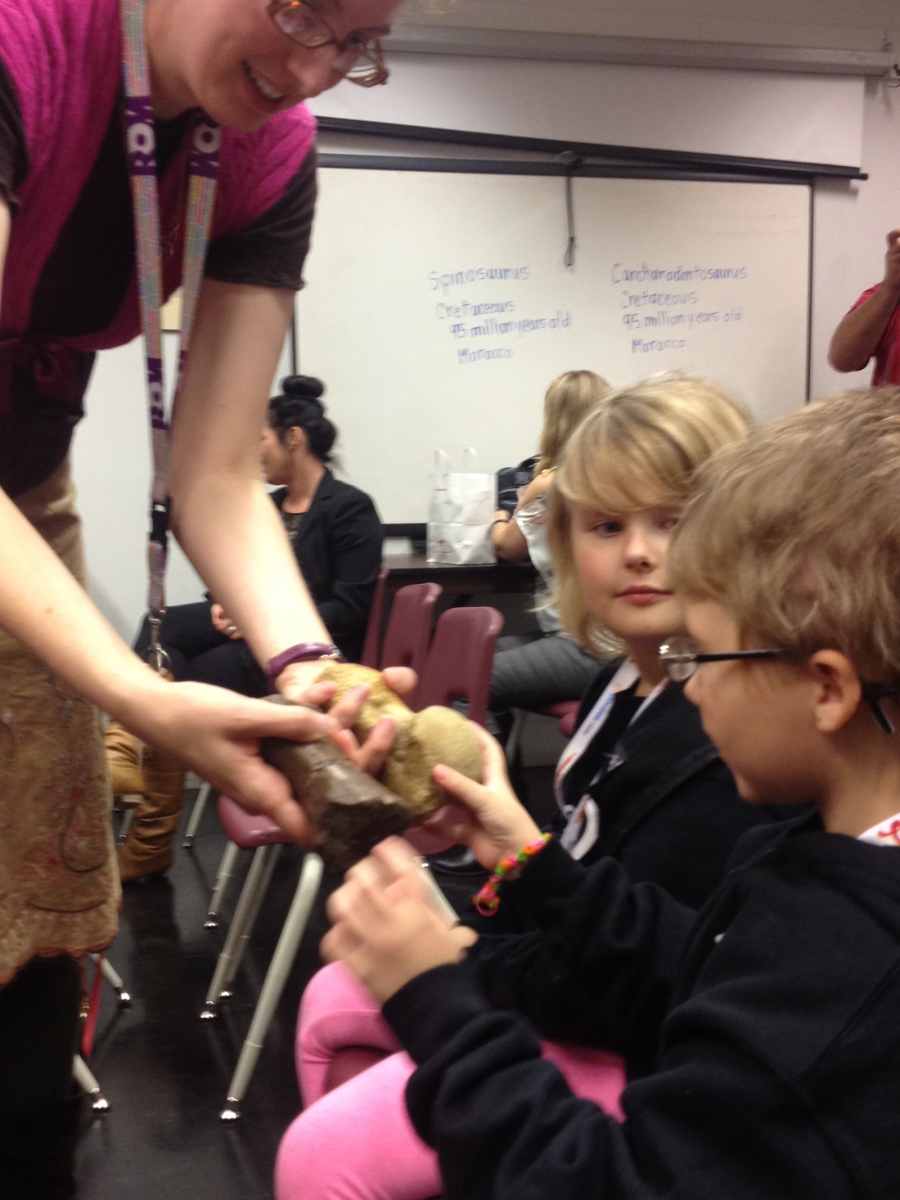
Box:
[322,838,468,1003]
[425,726,542,870]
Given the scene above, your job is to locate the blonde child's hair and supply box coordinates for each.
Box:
[670,386,900,684]
[547,374,752,653]
[535,370,612,475]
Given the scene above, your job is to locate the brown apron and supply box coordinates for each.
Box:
[0,458,118,985]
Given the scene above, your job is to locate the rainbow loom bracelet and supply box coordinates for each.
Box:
[473,833,552,916]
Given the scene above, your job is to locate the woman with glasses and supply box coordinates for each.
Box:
[274,377,788,1200]
[0,0,399,1193]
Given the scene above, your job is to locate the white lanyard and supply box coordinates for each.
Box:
[554,659,667,811]
[120,0,221,666]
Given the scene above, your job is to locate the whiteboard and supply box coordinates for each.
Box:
[296,168,810,522]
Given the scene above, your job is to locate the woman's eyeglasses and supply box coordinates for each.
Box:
[659,636,898,734]
[267,1,389,87]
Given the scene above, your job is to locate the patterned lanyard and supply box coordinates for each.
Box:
[553,659,667,808]
[120,0,221,665]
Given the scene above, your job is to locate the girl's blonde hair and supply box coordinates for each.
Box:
[536,370,612,474]
[546,374,752,654]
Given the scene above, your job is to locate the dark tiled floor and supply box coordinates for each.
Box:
[76,764,556,1200]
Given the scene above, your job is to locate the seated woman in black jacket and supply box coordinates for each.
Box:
[113,376,382,881]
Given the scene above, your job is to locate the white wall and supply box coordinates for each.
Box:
[72,334,293,641]
[310,58,866,167]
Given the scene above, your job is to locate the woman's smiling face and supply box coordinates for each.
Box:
[148,0,401,130]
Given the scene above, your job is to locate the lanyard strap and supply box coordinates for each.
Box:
[120,0,221,648]
[554,659,666,808]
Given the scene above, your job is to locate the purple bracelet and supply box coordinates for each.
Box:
[266,641,346,688]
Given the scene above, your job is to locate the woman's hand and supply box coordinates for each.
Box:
[322,838,469,1003]
[424,726,542,869]
[123,666,398,843]
[329,666,417,776]
[119,675,356,843]
[883,227,900,294]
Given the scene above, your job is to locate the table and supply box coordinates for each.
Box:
[383,553,536,603]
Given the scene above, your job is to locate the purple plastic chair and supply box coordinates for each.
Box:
[360,567,389,668]
[414,605,504,727]
[200,795,323,1121]
[380,582,441,677]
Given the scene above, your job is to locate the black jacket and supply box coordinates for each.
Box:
[463,663,781,1054]
[271,472,382,662]
[385,821,900,1200]
[554,660,775,906]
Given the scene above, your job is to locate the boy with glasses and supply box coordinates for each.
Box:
[313,385,900,1200]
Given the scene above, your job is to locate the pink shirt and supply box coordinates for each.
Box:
[0,0,316,349]
[849,284,900,386]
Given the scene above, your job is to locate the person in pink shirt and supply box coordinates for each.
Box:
[829,228,900,384]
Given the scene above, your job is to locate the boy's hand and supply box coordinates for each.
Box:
[426,726,542,869]
[323,838,468,1003]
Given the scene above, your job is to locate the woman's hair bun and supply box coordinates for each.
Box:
[268,375,338,465]
[281,374,325,401]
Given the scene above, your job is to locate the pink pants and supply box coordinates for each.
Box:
[275,962,626,1200]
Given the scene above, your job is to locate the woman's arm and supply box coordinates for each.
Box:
[491,509,527,559]
[0,214,357,835]
[0,201,161,715]
[492,470,554,561]
[828,229,900,372]
[168,278,331,696]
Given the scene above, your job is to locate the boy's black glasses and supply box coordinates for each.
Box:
[659,639,785,683]
[659,638,899,734]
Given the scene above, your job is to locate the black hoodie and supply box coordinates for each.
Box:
[384,818,900,1200]
[462,661,783,1053]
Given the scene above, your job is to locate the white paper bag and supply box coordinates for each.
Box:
[426,450,496,565]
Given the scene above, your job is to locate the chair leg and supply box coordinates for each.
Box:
[504,709,527,772]
[201,845,274,1019]
[220,852,324,1121]
[73,1056,109,1113]
[89,953,132,1007]
[205,840,241,929]
[115,796,141,845]
[218,844,283,999]
[183,781,213,848]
